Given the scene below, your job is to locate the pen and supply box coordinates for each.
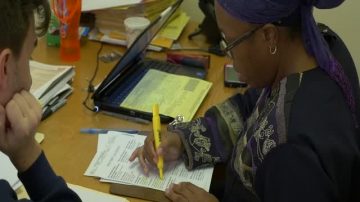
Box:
[80,128,140,134]
[153,104,164,180]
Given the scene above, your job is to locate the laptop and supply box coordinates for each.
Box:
[92,0,208,123]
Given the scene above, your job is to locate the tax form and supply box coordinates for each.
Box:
[85,132,214,191]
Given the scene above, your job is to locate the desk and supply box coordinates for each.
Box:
[31,22,239,201]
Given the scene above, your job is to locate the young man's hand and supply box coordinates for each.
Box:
[0,90,42,172]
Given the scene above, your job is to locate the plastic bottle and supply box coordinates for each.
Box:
[52,0,81,62]
[47,11,60,47]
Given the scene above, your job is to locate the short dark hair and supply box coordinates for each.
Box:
[0,0,50,57]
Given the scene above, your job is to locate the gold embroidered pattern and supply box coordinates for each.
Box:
[188,119,221,164]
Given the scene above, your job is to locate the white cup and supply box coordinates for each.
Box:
[124,17,150,47]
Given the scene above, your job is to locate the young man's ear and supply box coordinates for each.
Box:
[0,49,12,87]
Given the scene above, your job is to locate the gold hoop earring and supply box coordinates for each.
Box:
[269,46,277,55]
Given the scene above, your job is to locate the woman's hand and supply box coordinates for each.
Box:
[129,131,184,175]
[165,182,219,202]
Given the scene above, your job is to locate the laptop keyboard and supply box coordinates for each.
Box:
[143,60,179,73]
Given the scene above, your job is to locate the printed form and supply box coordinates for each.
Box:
[85,132,214,191]
[120,69,212,122]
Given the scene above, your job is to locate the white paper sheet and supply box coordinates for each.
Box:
[0,152,21,190]
[85,132,214,192]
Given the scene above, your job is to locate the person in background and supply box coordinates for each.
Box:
[0,0,81,201]
[130,0,360,201]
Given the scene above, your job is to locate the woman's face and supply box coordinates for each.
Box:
[215,1,280,88]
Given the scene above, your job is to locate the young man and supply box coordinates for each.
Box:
[0,1,80,201]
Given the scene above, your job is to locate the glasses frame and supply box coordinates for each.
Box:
[221,25,264,55]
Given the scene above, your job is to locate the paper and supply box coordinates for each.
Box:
[82,0,142,12]
[158,12,190,40]
[88,30,163,52]
[30,61,73,98]
[0,152,21,190]
[29,61,75,107]
[85,132,214,192]
[120,69,212,121]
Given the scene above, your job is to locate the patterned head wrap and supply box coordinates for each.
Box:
[218,0,356,123]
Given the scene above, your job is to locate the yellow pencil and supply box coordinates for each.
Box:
[152,104,164,179]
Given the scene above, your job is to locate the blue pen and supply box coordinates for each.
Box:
[80,128,140,134]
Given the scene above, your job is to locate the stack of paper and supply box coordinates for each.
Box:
[29,61,75,120]
[86,0,190,50]
[85,132,214,192]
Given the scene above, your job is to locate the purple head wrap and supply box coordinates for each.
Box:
[218,0,356,123]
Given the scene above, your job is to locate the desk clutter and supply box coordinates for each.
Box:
[84,131,213,201]
[90,0,213,123]
[84,0,190,51]
[29,61,75,120]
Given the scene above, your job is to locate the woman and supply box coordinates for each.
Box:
[130,0,360,201]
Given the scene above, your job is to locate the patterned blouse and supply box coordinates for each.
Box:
[169,68,360,201]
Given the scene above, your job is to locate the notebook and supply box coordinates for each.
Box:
[92,0,211,123]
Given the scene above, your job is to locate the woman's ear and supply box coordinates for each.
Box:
[0,49,12,88]
[261,24,279,48]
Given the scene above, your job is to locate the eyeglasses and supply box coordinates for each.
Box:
[221,25,264,56]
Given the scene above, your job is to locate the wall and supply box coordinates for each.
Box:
[314,1,360,80]
[181,0,360,80]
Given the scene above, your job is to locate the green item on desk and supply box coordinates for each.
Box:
[47,11,60,47]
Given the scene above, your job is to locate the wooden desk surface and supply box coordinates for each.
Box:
[31,23,239,201]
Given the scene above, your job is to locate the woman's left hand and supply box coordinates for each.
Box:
[165,182,218,202]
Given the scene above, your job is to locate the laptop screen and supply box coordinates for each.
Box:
[94,0,183,97]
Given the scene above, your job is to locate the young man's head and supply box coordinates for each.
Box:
[0,0,50,105]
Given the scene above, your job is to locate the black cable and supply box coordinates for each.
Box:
[82,43,104,112]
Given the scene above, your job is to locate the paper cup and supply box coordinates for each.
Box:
[124,17,150,48]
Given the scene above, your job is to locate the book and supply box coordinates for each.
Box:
[29,61,75,118]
